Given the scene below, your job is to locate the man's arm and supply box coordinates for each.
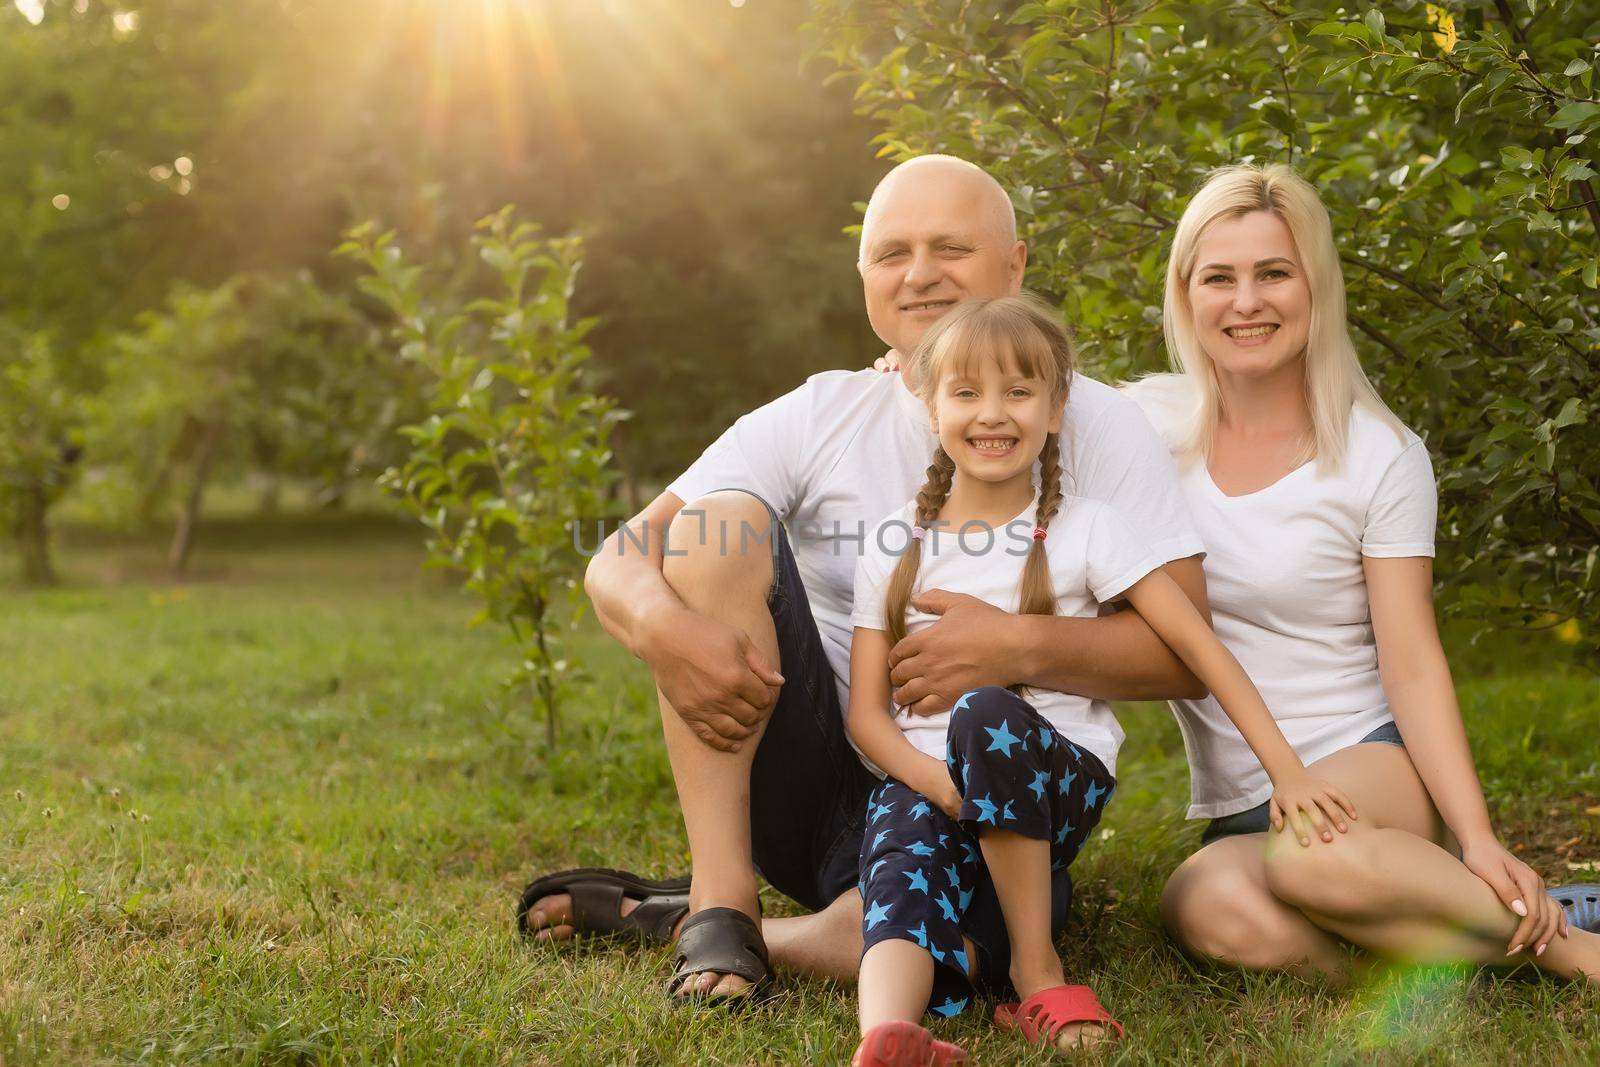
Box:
[584,489,685,659]
[585,489,779,750]
[888,555,1210,714]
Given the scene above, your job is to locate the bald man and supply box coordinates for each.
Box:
[520,156,1210,1002]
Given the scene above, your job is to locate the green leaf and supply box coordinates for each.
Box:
[1549,102,1600,131]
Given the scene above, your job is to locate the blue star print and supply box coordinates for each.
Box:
[957,887,973,911]
[865,899,892,930]
[1038,727,1053,749]
[909,801,931,820]
[909,922,929,948]
[1057,768,1077,795]
[951,948,969,974]
[872,828,890,851]
[935,893,959,922]
[931,996,969,1018]
[903,868,929,894]
[871,801,894,822]
[1001,799,1017,822]
[870,858,889,880]
[943,863,962,887]
[907,840,935,857]
[1084,781,1107,810]
[954,691,976,711]
[973,795,999,824]
[984,719,1022,757]
[1028,769,1050,801]
[1055,819,1075,845]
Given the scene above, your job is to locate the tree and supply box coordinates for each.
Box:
[0,328,83,585]
[341,210,627,747]
[811,0,1600,663]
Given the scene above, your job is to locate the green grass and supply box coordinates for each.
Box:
[1,512,1596,1064]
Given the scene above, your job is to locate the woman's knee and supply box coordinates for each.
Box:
[1263,829,1381,917]
[1162,858,1310,971]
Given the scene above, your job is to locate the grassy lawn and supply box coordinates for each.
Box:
[1,512,1596,1064]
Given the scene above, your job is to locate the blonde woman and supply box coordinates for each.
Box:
[1127,164,1600,981]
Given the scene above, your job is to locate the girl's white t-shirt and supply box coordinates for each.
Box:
[850,496,1162,776]
[1125,376,1437,818]
[667,369,1204,718]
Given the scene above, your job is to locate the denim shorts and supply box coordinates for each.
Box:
[1198,719,1404,847]
[726,489,1074,990]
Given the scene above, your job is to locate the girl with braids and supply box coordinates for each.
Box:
[846,294,1356,1066]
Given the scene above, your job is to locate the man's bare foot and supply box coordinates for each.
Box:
[526,891,757,999]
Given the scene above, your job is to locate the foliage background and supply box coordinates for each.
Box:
[811,0,1600,662]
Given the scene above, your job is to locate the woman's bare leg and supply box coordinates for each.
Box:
[1262,743,1600,981]
[1161,833,1348,979]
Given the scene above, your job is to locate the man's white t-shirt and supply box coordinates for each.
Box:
[1125,375,1437,819]
[668,369,1204,716]
[850,497,1162,776]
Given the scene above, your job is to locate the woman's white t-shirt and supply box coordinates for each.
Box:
[850,496,1162,776]
[1125,376,1437,818]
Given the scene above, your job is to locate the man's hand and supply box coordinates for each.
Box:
[645,610,784,752]
[888,590,1018,716]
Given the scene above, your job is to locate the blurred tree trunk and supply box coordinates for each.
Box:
[257,474,281,514]
[168,418,224,575]
[12,485,56,586]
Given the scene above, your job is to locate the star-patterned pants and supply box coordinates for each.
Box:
[858,685,1117,1019]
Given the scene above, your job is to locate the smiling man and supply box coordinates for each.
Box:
[517,155,1211,1003]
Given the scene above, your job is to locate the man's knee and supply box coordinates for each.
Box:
[663,491,778,602]
[1162,860,1306,971]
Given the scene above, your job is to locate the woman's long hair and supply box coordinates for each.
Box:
[883,293,1076,649]
[1158,163,1403,469]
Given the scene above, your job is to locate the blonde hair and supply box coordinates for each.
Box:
[884,293,1075,650]
[1160,163,1403,468]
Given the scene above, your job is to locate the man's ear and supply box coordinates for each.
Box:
[1008,240,1028,293]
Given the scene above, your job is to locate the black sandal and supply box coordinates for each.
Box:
[516,867,691,943]
[667,907,773,1006]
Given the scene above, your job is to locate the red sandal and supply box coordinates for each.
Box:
[994,984,1124,1049]
[851,1020,968,1067]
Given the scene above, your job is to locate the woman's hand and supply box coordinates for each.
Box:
[1269,768,1358,847]
[1459,837,1569,957]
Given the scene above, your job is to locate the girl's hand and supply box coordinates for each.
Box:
[909,756,962,819]
[928,776,963,820]
[1269,769,1358,847]
[1459,837,1569,957]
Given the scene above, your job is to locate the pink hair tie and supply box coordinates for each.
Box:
[910,526,927,542]
[1032,526,1047,541]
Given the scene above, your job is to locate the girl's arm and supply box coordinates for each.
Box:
[1120,570,1358,846]
[847,627,961,816]
[1365,555,1567,953]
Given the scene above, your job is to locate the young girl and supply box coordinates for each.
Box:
[846,294,1358,1066]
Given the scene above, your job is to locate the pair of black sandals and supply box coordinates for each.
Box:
[516,867,773,1004]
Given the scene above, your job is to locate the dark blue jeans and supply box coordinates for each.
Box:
[736,493,1075,988]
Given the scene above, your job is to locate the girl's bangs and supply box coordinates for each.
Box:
[936,306,1063,391]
